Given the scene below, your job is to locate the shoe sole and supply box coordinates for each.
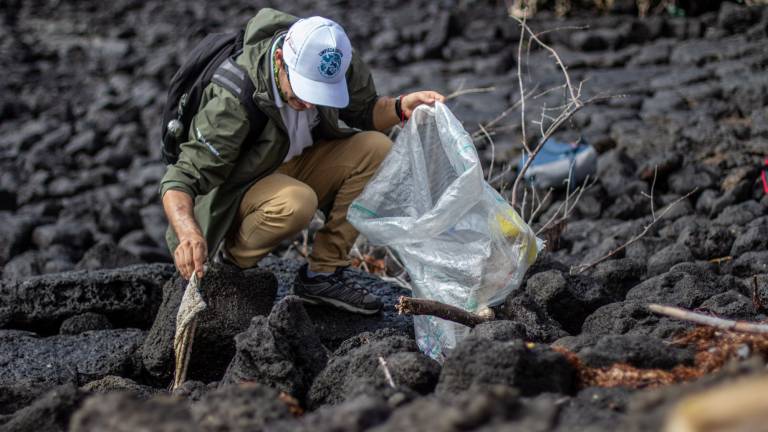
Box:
[294,292,381,315]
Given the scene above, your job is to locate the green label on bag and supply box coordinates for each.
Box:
[350,202,380,218]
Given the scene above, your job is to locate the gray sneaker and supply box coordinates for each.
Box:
[293,264,383,315]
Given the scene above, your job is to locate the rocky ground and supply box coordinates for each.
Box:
[1,0,768,430]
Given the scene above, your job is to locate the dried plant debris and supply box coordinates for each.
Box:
[555,327,768,389]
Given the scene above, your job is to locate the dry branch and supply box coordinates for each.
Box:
[396,296,493,328]
[446,86,497,100]
[647,304,768,334]
[571,188,698,274]
[507,16,585,208]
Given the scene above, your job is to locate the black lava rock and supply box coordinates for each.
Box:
[0,329,145,415]
[141,265,277,383]
[0,263,173,332]
[267,395,391,432]
[582,301,692,339]
[69,392,195,432]
[373,385,527,431]
[577,334,695,369]
[625,271,726,309]
[74,242,143,270]
[59,312,113,335]
[80,375,162,400]
[647,243,694,276]
[435,336,576,397]
[0,211,39,266]
[221,295,327,400]
[307,330,439,409]
[0,383,83,432]
[190,382,294,431]
[470,320,527,342]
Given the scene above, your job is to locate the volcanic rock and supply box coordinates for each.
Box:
[0,383,82,432]
[267,395,391,432]
[371,386,522,432]
[577,334,694,369]
[307,330,439,408]
[69,392,196,432]
[221,296,327,399]
[435,336,576,397]
[59,312,112,335]
[80,375,162,400]
[0,329,144,414]
[141,265,277,383]
[74,242,142,270]
[0,263,172,332]
[470,320,527,342]
[625,271,726,309]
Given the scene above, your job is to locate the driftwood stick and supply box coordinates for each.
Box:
[647,304,768,334]
[396,296,493,328]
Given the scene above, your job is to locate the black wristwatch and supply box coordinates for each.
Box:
[394,95,403,120]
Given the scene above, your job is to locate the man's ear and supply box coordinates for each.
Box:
[275,48,283,68]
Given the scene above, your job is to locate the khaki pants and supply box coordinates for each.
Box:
[226,131,392,273]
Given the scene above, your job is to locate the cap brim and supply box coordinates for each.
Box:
[290,72,349,109]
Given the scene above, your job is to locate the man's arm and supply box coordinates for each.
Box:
[162,189,206,280]
[159,84,251,279]
[372,92,446,131]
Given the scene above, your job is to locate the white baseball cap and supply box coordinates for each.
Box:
[282,17,352,108]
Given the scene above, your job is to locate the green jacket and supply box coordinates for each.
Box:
[159,8,380,256]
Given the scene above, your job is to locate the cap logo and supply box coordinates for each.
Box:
[318,48,343,78]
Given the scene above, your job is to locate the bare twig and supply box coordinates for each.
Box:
[378,356,397,388]
[510,104,583,207]
[517,14,528,153]
[527,187,553,225]
[533,24,590,39]
[396,296,494,328]
[572,189,698,273]
[478,123,495,181]
[753,275,766,314]
[535,174,595,235]
[512,16,579,106]
[506,17,586,208]
[640,166,658,220]
[446,86,497,100]
[648,304,768,334]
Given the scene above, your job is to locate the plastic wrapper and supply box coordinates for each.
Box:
[348,102,540,362]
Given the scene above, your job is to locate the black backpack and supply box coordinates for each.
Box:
[160,29,267,165]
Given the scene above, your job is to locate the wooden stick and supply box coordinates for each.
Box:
[396,296,493,328]
[647,304,768,334]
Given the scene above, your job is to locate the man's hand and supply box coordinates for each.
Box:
[175,232,207,281]
[372,91,446,131]
[400,91,446,119]
[162,189,207,280]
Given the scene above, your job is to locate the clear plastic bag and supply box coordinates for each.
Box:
[348,102,540,362]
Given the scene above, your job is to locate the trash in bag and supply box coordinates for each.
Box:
[518,136,597,190]
[348,102,541,362]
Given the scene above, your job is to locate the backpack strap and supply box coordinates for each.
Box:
[212,57,267,136]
